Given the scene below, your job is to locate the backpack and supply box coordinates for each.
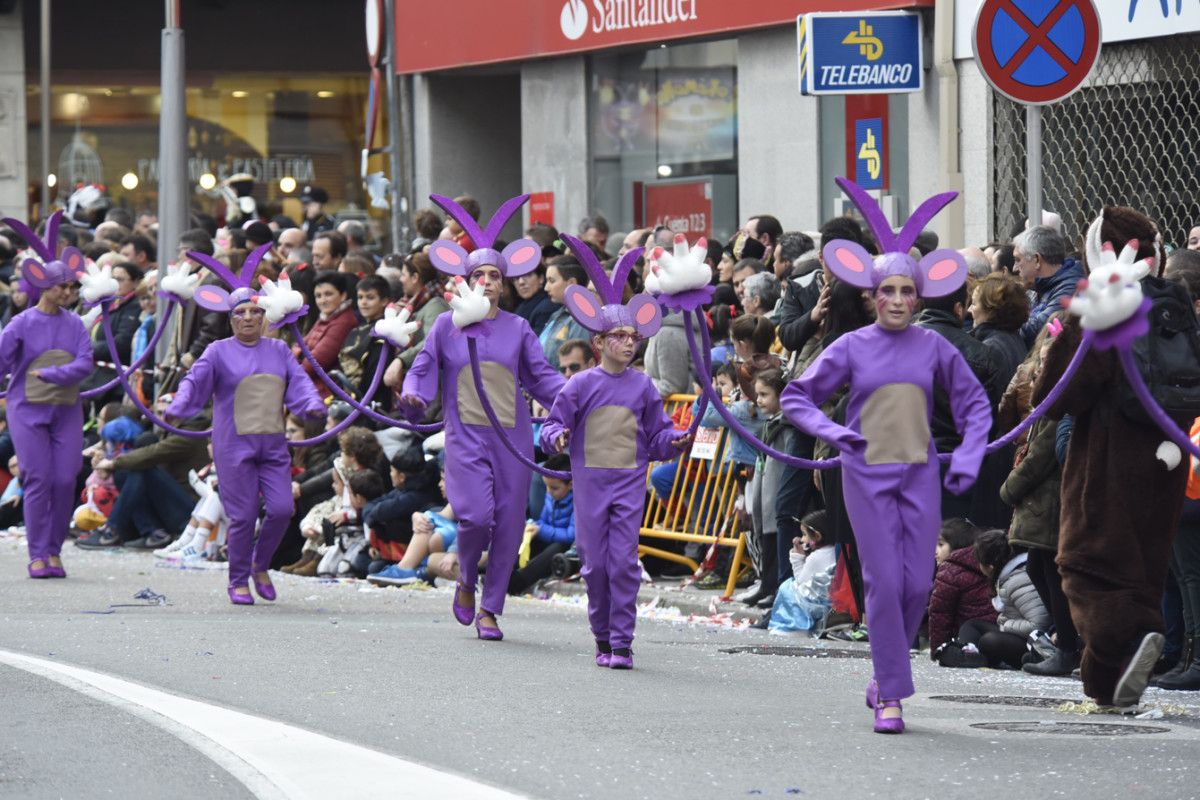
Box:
[1116,276,1200,427]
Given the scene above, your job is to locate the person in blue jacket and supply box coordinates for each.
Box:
[509,453,575,595]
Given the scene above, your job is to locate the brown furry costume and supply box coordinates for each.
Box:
[1031,207,1188,705]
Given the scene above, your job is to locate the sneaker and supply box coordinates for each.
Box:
[76,527,122,549]
[126,529,173,550]
[695,572,725,590]
[154,533,190,558]
[367,565,421,586]
[733,581,762,604]
[1113,632,1166,708]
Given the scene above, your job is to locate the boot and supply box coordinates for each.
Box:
[1152,638,1192,686]
[1022,646,1079,677]
[281,551,316,575]
[1155,638,1200,691]
[291,553,320,577]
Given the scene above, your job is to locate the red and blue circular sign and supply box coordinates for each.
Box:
[973,0,1102,105]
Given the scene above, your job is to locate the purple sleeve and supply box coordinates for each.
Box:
[0,314,23,378]
[38,316,94,386]
[938,337,992,479]
[781,335,856,447]
[401,314,442,406]
[282,340,326,417]
[517,318,566,411]
[643,379,680,461]
[167,347,217,419]
[540,378,577,454]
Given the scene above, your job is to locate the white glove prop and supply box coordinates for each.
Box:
[1063,240,1152,331]
[79,260,120,304]
[79,304,102,330]
[445,275,490,329]
[255,271,305,324]
[372,303,420,348]
[158,261,200,301]
[648,233,712,295]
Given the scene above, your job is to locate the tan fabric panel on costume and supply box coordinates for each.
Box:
[233,374,286,435]
[25,350,78,405]
[860,383,929,465]
[583,405,638,470]
[456,361,516,428]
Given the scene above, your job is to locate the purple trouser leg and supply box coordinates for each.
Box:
[842,460,941,701]
[445,432,531,617]
[11,404,83,560]
[218,435,295,590]
[574,469,645,650]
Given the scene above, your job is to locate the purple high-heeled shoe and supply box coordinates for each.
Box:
[253,574,277,601]
[228,585,255,606]
[452,581,475,626]
[475,611,503,641]
[46,562,67,578]
[873,700,905,734]
[27,559,52,579]
[609,648,634,670]
[595,641,612,667]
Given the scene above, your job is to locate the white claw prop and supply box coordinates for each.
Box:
[647,233,712,296]
[1063,239,1153,331]
[446,275,490,329]
[254,271,305,324]
[372,303,420,348]
[79,261,120,304]
[79,304,102,330]
[158,261,201,301]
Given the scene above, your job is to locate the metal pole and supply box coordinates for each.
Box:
[383,0,406,253]
[155,0,187,370]
[1026,104,1042,230]
[39,0,50,218]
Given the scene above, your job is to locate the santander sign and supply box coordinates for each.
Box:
[560,0,698,41]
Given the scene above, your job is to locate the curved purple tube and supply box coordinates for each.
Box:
[79,299,180,399]
[685,309,841,471]
[287,322,445,434]
[1116,343,1200,462]
[466,337,571,480]
[288,337,393,448]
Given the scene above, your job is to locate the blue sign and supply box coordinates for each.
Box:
[854,118,885,190]
[798,11,923,96]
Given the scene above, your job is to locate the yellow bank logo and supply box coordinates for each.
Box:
[842,20,883,61]
[858,128,881,181]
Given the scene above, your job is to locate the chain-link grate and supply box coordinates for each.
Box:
[992,34,1200,250]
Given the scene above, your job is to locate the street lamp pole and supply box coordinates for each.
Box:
[39,0,49,218]
[155,0,188,371]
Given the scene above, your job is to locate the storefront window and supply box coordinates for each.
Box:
[589,40,738,247]
[27,75,376,226]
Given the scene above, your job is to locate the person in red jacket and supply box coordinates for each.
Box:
[928,519,996,654]
[296,271,359,397]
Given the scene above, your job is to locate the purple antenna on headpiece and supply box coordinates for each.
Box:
[2,209,62,262]
[560,234,642,306]
[834,177,898,253]
[186,250,247,291]
[430,193,531,250]
[894,192,958,254]
[239,242,274,285]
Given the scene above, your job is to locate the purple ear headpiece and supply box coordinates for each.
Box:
[822,177,968,299]
[426,194,542,278]
[186,242,273,313]
[2,210,87,292]
[559,234,662,338]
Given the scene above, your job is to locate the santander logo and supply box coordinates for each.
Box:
[561,0,589,40]
[560,0,697,42]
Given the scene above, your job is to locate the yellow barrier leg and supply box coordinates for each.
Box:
[721,526,749,601]
[637,544,698,574]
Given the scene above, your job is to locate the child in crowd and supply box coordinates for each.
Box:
[369,465,464,587]
[929,518,996,657]
[956,530,1050,669]
[744,368,796,609]
[155,444,227,564]
[510,454,575,595]
[0,455,23,529]
[344,470,388,577]
[285,457,354,577]
[769,510,837,634]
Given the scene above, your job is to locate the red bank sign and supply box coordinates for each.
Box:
[393,0,932,74]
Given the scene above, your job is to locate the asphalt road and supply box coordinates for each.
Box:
[1,538,1198,800]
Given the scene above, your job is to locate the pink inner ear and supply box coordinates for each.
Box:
[434,244,463,266]
[508,244,537,265]
[635,303,657,325]
[196,288,224,303]
[928,259,958,281]
[26,263,46,280]
[66,252,83,268]
[835,247,868,273]
[573,293,598,317]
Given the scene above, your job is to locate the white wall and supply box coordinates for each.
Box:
[520,56,589,234]
[0,5,27,220]
[958,59,993,248]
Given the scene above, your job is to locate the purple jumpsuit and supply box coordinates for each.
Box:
[0,308,93,562]
[781,322,990,700]
[166,336,325,590]
[541,367,677,650]
[402,310,564,617]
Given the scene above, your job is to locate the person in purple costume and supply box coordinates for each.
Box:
[781,179,991,734]
[166,280,325,605]
[399,194,564,641]
[540,235,692,669]
[0,244,91,578]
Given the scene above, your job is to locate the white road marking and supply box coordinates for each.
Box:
[0,648,527,800]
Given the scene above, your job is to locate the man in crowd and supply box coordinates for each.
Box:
[1014,225,1084,347]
